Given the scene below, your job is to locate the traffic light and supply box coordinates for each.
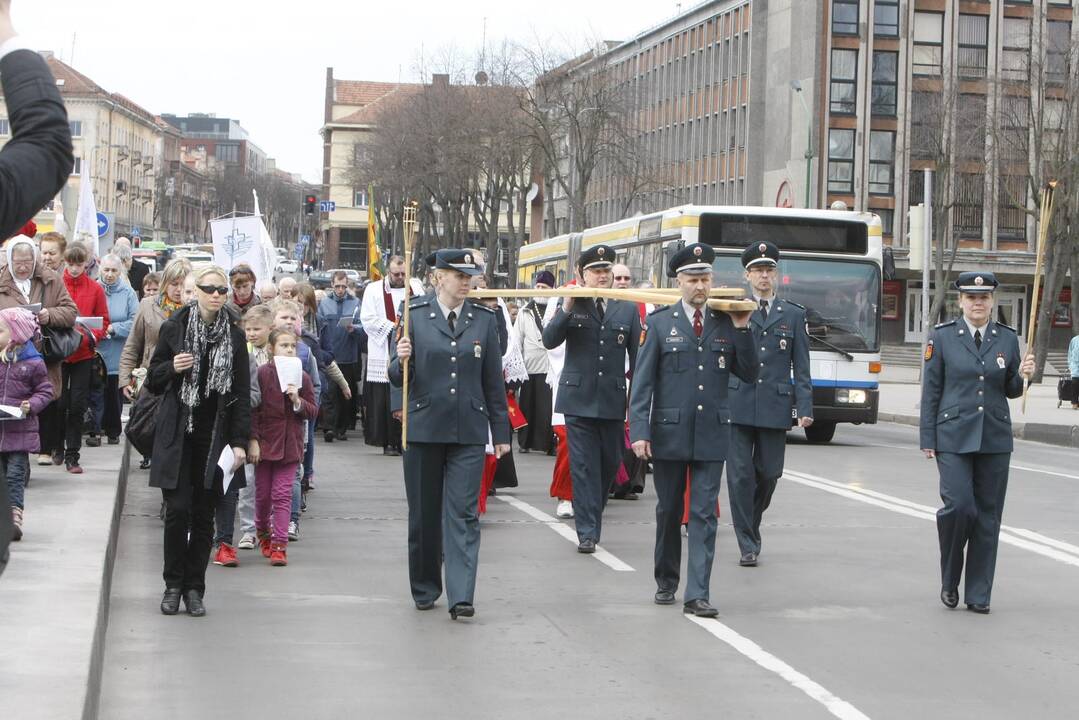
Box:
[304,194,317,215]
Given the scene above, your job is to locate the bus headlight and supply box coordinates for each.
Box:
[836,389,867,404]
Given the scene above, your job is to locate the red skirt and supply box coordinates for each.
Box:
[548,425,572,500]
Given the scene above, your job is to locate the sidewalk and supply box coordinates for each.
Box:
[878,377,1079,447]
[0,440,128,720]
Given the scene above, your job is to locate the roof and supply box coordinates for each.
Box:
[334,80,413,106]
[44,55,156,122]
[334,84,423,125]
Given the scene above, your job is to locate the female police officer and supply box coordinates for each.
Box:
[920,271,1034,614]
[390,249,509,620]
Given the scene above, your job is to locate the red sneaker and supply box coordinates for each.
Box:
[65,462,83,474]
[257,531,272,558]
[269,542,288,567]
[213,543,238,567]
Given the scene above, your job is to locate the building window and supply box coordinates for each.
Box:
[875,208,894,236]
[957,14,989,79]
[872,51,898,116]
[997,175,1027,243]
[830,49,858,114]
[0,118,8,135]
[956,94,987,160]
[874,0,899,37]
[353,189,368,207]
[69,120,83,137]
[1001,18,1031,82]
[868,131,894,195]
[910,91,941,159]
[1047,21,1071,85]
[71,157,81,175]
[913,12,944,76]
[953,174,984,240]
[827,128,855,194]
[998,94,1028,161]
[832,0,859,35]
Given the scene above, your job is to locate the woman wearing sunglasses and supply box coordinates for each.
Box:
[145,265,251,617]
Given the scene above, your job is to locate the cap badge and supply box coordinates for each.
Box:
[974,276,984,286]
[598,247,605,256]
[464,254,472,264]
[693,246,702,257]
[759,243,767,254]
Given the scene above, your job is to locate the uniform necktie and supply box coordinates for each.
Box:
[693,309,703,338]
[596,299,605,321]
[974,329,982,350]
[759,299,769,319]
[448,310,456,333]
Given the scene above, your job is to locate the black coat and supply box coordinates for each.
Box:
[0,50,75,240]
[127,260,149,300]
[146,305,251,491]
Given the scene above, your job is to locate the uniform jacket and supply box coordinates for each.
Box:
[729,298,813,429]
[0,50,75,240]
[919,319,1023,454]
[317,293,362,365]
[629,304,757,461]
[250,363,317,463]
[388,296,510,446]
[119,296,169,387]
[0,264,77,400]
[0,343,53,453]
[98,277,139,375]
[542,297,642,420]
[145,305,251,490]
[62,270,109,364]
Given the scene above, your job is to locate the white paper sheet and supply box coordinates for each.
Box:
[218,445,236,492]
[76,316,104,329]
[337,317,353,328]
[274,355,303,392]
[19,303,42,314]
[0,404,25,419]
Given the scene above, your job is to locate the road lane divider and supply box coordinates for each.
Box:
[685,616,872,720]
[784,469,1079,567]
[494,494,635,572]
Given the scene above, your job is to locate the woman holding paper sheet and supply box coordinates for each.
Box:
[146,264,250,617]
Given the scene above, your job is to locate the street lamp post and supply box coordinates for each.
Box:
[791,81,814,209]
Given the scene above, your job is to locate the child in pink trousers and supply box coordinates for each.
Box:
[248,328,317,566]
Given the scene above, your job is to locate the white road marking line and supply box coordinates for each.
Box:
[785,469,1079,565]
[1010,464,1079,481]
[686,616,872,720]
[494,494,635,572]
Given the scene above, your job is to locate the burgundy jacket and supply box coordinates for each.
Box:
[250,363,317,463]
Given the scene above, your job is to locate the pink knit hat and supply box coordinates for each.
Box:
[0,307,39,345]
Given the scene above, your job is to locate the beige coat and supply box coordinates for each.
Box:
[118,296,169,388]
[0,265,77,400]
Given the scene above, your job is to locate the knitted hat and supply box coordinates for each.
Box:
[535,270,556,287]
[0,307,39,345]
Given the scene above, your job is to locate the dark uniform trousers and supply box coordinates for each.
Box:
[654,460,724,602]
[403,442,486,608]
[935,452,1009,606]
[564,416,623,543]
[727,425,787,556]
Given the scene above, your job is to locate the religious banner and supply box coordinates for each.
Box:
[210,215,275,285]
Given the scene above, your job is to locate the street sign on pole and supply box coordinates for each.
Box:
[319,201,336,213]
[96,212,110,238]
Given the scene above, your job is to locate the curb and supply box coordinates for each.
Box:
[878,413,1079,448]
[82,441,130,720]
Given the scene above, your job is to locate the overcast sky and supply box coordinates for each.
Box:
[13,0,681,183]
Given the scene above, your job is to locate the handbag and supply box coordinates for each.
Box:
[39,325,83,363]
[125,389,162,457]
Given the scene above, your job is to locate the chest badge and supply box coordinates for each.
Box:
[670,327,678,336]
[718,355,726,369]
[617,333,625,345]
[779,338,787,350]
[474,341,483,359]
[997,353,1006,369]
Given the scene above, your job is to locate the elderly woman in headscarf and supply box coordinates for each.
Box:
[0,235,78,466]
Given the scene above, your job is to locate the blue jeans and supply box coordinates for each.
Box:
[3,452,30,509]
[214,486,239,546]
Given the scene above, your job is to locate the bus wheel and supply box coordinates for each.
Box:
[804,422,836,444]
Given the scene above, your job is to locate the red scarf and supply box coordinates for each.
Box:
[382,280,413,322]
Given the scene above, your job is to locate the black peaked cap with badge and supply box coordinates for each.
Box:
[431,249,482,276]
[741,240,780,269]
[577,244,615,272]
[954,271,998,294]
[667,242,716,277]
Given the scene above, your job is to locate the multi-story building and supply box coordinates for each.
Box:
[160,113,268,176]
[540,0,1078,346]
[156,118,211,244]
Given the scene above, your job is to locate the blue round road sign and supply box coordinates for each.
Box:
[96,212,110,238]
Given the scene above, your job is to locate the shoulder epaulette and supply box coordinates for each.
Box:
[783,300,806,311]
[648,304,674,317]
[409,297,432,309]
[935,320,957,328]
[994,321,1016,334]
[466,299,497,314]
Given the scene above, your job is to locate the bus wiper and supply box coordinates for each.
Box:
[806,331,855,360]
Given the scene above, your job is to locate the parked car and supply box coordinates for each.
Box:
[275,260,298,274]
[308,270,331,289]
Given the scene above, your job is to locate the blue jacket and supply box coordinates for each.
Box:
[1068,334,1079,378]
[629,304,757,461]
[728,299,813,429]
[98,277,139,375]
[919,319,1023,454]
[317,293,362,365]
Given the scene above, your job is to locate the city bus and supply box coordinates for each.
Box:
[517,205,883,443]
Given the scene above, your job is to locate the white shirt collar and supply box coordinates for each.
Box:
[437,299,464,320]
[752,293,776,305]
[681,299,705,319]
[964,317,989,337]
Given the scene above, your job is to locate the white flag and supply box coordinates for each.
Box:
[73,162,99,257]
[210,215,274,286]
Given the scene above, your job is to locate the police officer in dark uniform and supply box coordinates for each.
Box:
[727,241,813,566]
[920,271,1034,614]
[389,249,510,620]
[629,244,757,616]
[542,244,643,553]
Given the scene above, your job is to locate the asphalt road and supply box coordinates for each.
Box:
[99,422,1079,719]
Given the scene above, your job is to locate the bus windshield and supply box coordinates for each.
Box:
[711,256,881,352]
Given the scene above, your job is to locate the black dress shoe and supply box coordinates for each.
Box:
[383,447,401,456]
[139,457,151,470]
[335,430,347,441]
[107,436,120,445]
[160,589,182,615]
[966,603,990,614]
[683,599,719,618]
[940,588,959,609]
[183,590,206,617]
[577,539,596,554]
[449,603,474,620]
[654,590,677,605]
[739,552,758,567]
[415,600,435,611]
[85,435,101,447]
[323,432,334,443]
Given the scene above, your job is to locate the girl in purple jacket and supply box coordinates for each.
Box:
[0,308,54,541]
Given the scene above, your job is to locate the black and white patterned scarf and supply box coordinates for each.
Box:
[180,308,234,432]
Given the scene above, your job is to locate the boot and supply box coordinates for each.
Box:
[269,541,288,566]
[257,529,272,558]
[11,507,23,542]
